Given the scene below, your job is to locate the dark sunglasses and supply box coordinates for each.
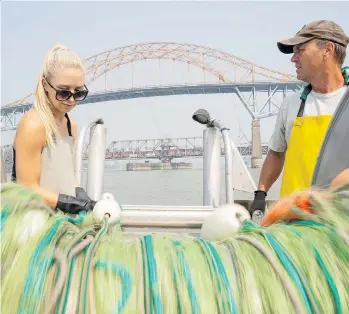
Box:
[44,78,89,101]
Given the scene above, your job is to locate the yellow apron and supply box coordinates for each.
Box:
[280,112,332,198]
[280,69,349,197]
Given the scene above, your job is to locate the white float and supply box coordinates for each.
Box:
[200,203,251,241]
[93,192,122,225]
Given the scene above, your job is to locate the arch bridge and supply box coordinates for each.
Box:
[1,42,303,166]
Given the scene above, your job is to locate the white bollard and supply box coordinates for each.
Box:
[86,121,106,201]
[203,127,221,207]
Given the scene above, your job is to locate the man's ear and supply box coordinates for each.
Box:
[324,41,335,60]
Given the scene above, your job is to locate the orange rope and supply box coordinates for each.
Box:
[261,190,327,227]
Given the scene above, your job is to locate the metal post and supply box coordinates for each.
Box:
[75,118,104,187]
[203,127,221,207]
[221,129,234,204]
[251,119,262,168]
[192,109,234,205]
[86,120,106,201]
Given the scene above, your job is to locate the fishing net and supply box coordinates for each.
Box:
[1,181,349,314]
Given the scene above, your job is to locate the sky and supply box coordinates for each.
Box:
[1,0,349,147]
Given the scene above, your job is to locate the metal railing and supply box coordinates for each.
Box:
[75,118,106,201]
[75,108,258,231]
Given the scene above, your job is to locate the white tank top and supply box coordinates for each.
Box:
[12,113,76,196]
[39,134,76,196]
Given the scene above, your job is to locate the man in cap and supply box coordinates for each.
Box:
[250,20,349,217]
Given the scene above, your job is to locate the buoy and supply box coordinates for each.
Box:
[200,203,251,241]
[93,192,121,225]
[17,210,49,247]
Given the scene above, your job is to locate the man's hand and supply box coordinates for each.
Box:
[249,190,267,215]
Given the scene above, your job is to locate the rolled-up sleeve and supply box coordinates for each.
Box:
[268,101,287,153]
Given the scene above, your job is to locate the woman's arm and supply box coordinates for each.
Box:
[15,111,59,208]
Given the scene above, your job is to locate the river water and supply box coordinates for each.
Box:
[80,160,282,206]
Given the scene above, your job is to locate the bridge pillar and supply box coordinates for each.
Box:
[251,119,262,168]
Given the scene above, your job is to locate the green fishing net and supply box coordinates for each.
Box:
[1,182,349,314]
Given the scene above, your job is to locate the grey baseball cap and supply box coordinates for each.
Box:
[277,20,349,54]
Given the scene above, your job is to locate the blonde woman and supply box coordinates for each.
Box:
[12,44,96,214]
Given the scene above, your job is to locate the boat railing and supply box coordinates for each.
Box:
[75,118,106,201]
[77,109,259,232]
[0,109,259,232]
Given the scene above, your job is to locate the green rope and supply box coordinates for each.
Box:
[79,216,109,314]
[197,238,237,314]
[283,222,342,314]
[264,232,320,314]
[56,228,96,314]
[0,204,9,232]
[314,249,341,314]
[95,260,132,314]
[243,221,321,313]
[144,235,163,314]
[172,240,199,314]
[18,215,84,314]
[169,249,183,313]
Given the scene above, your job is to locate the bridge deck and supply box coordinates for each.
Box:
[1,82,303,115]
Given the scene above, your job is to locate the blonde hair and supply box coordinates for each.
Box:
[34,44,84,147]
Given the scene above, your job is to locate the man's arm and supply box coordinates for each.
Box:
[259,97,288,193]
[330,168,349,188]
[258,149,285,193]
[249,98,288,215]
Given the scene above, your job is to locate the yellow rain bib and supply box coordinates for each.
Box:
[280,114,332,198]
[280,68,349,197]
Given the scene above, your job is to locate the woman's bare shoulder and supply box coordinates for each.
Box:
[18,109,44,128]
[16,109,46,143]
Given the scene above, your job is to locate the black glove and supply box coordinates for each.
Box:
[75,187,92,200]
[249,190,267,215]
[75,187,96,212]
[56,188,96,215]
